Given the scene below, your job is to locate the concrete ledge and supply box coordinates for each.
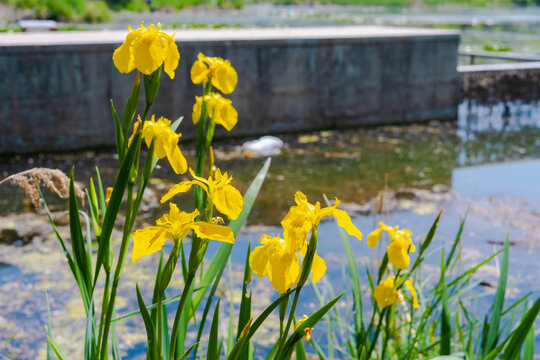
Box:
[460,62,540,102]
[0,26,460,153]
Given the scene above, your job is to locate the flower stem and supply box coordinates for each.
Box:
[276,288,301,358]
[169,273,196,360]
[99,183,134,359]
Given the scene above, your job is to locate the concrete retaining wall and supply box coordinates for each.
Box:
[0,26,460,153]
[459,62,540,103]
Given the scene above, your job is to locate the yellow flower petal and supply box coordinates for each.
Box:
[132,226,167,262]
[165,136,188,175]
[191,58,210,84]
[311,251,327,283]
[268,251,300,294]
[113,23,180,78]
[332,209,363,241]
[192,96,203,125]
[387,239,410,269]
[404,278,419,308]
[213,61,238,94]
[374,276,397,308]
[163,35,180,79]
[367,228,383,248]
[160,180,198,203]
[212,183,243,220]
[190,221,235,244]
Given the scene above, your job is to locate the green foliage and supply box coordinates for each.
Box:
[8,0,110,22]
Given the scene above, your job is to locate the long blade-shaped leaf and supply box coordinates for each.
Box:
[94,132,141,284]
[136,284,159,360]
[69,169,92,293]
[483,236,509,356]
[280,292,344,359]
[207,298,221,360]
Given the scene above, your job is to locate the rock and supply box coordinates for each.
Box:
[0,213,52,245]
[242,136,284,157]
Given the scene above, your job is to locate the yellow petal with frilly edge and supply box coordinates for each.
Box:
[332,208,363,241]
[387,239,410,269]
[212,183,243,220]
[191,58,210,84]
[165,136,187,174]
[160,180,206,203]
[163,35,180,79]
[268,252,300,294]
[132,226,167,262]
[404,278,419,308]
[190,221,235,244]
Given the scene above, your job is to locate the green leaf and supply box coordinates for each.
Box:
[483,236,509,356]
[228,289,293,360]
[446,212,467,270]
[111,321,122,360]
[178,343,198,360]
[207,298,221,360]
[94,132,141,283]
[440,250,451,355]
[135,284,159,360]
[279,292,344,359]
[237,244,252,360]
[523,311,535,360]
[410,211,442,273]
[121,71,141,137]
[143,68,161,107]
[69,169,92,294]
[84,300,97,360]
[47,335,66,360]
[111,100,125,162]
[94,167,107,220]
[295,339,307,360]
[46,291,54,360]
[499,297,540,360]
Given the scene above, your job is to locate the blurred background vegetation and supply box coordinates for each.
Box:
[2,0,540,23]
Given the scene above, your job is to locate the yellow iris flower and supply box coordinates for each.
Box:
[374,276,419,309]
[294,315,313,341]
[281,191,363,253]
[191,53,238,94]
[160,168,243,220]
[374,276,398,308]
[142,116,188,175]
[132,203,234,262]
[113,23,180,79]
[192,93,238,131]
[367,222,416,269]
[249,234,326,294]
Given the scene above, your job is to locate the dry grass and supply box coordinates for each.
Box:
[0,168,85,208]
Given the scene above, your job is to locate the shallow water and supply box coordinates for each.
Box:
[0,99,539,358]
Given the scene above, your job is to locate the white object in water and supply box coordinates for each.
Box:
[242,136,284,156]
[18,20,58,32]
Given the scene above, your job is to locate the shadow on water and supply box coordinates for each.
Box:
[0,99,539,358]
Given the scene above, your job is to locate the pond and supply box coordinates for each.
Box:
[0,98,539,358]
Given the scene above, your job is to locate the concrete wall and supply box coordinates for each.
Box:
[0,27,460,153]
[459,62,540,103]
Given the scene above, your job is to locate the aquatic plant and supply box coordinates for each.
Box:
[9,21,535,360]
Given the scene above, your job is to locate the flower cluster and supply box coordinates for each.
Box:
[142,116,188,174]
[191,53,239,133]
[192,93,238,131]
[113,22,180,79]
[369,222,419,309]
[250,191,362,294]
